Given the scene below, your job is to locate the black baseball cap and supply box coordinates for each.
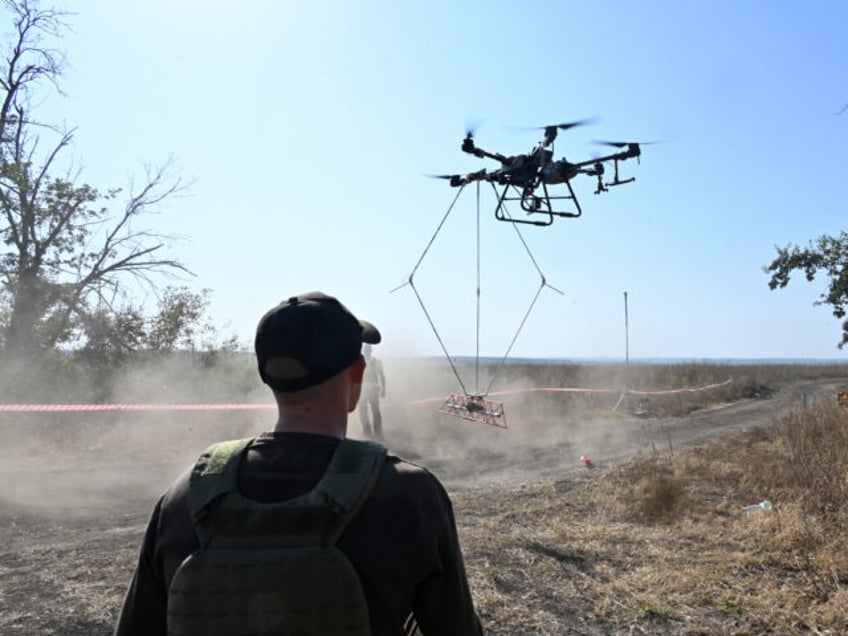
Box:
[255,292,381,393]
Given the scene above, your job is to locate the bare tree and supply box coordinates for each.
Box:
[0,0,192,355]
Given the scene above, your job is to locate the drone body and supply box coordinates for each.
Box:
[434,120,649,225]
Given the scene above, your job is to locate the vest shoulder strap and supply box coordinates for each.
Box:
[187,437,387,547]
[187,437,253,526]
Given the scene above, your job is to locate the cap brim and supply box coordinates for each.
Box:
[361,320,381,344]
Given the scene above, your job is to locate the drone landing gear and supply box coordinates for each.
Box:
[494,181,582,226]
[439,393,508,429]
[604,158,636,190]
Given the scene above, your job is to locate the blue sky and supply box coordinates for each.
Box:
[21,1,848,359]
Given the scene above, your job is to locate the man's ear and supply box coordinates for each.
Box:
[349,354,366,384]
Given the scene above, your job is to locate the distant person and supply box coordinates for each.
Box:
[114,291,482,636]
[359,343,386,438]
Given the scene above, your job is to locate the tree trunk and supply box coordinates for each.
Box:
[4,271,44,354]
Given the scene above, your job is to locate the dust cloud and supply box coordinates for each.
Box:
[0,354,267,516]
[352,357,661,490]
[0,356,651,517]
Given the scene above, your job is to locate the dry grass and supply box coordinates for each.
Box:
[456,400,848,634]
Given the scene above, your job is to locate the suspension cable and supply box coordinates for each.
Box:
[389,185,466,291]
[483,182,564,392]
[475,181,481,395]
[485,283,544,394]
[408,279,467,394]
[389,184,468,391]
[393,181,561,399]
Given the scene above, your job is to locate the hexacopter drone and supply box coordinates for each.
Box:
[432,119,652,225]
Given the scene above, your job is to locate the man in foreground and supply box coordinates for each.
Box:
[114,291,483,635]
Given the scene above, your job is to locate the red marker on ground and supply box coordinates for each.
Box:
[580,454,594,467]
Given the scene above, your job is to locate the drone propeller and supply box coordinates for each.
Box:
[426,173,467,188]
[531,118,595,147]
[510,118,595,134]
[592,140,660,166]
[463,118,485,141]
[546,118,595,132]
[593,139,662,148]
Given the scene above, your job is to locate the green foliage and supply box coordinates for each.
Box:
[765,231,848,348]
[0,282,246,402]
[76,286,239,367]
[77,304,146,367]
[146,287,211,352]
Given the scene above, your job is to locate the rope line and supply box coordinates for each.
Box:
[409,379,733,404]
[0,380,732,412]
[0,403,276,412]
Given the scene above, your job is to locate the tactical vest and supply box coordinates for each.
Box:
[167,437,387,636]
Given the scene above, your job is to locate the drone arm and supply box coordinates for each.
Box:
[573,150,629,168]
[468,146,510,165]
[460,135,511,164]
[574,150,640,190]
[485,149,511,164]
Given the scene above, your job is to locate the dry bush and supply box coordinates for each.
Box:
[602,457,691,524]
[773,404,848,518]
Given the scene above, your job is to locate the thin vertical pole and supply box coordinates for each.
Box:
[624,291,630,365]
[621,290,630,412]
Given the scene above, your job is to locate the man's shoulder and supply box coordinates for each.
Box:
[157,437,255,510]
[158,463,194,514]
[384,452,432,475]
[377,452,450,499]
[158,438,448,509]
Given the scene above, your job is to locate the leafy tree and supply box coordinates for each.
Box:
[0,0,190,356]
[146,287,211,352]
[77,304,145,365]
[765,231,848,348]
[144,286,243,368]
[75,286,241,395]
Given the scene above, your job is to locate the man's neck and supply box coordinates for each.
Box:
[273,417,347,439]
